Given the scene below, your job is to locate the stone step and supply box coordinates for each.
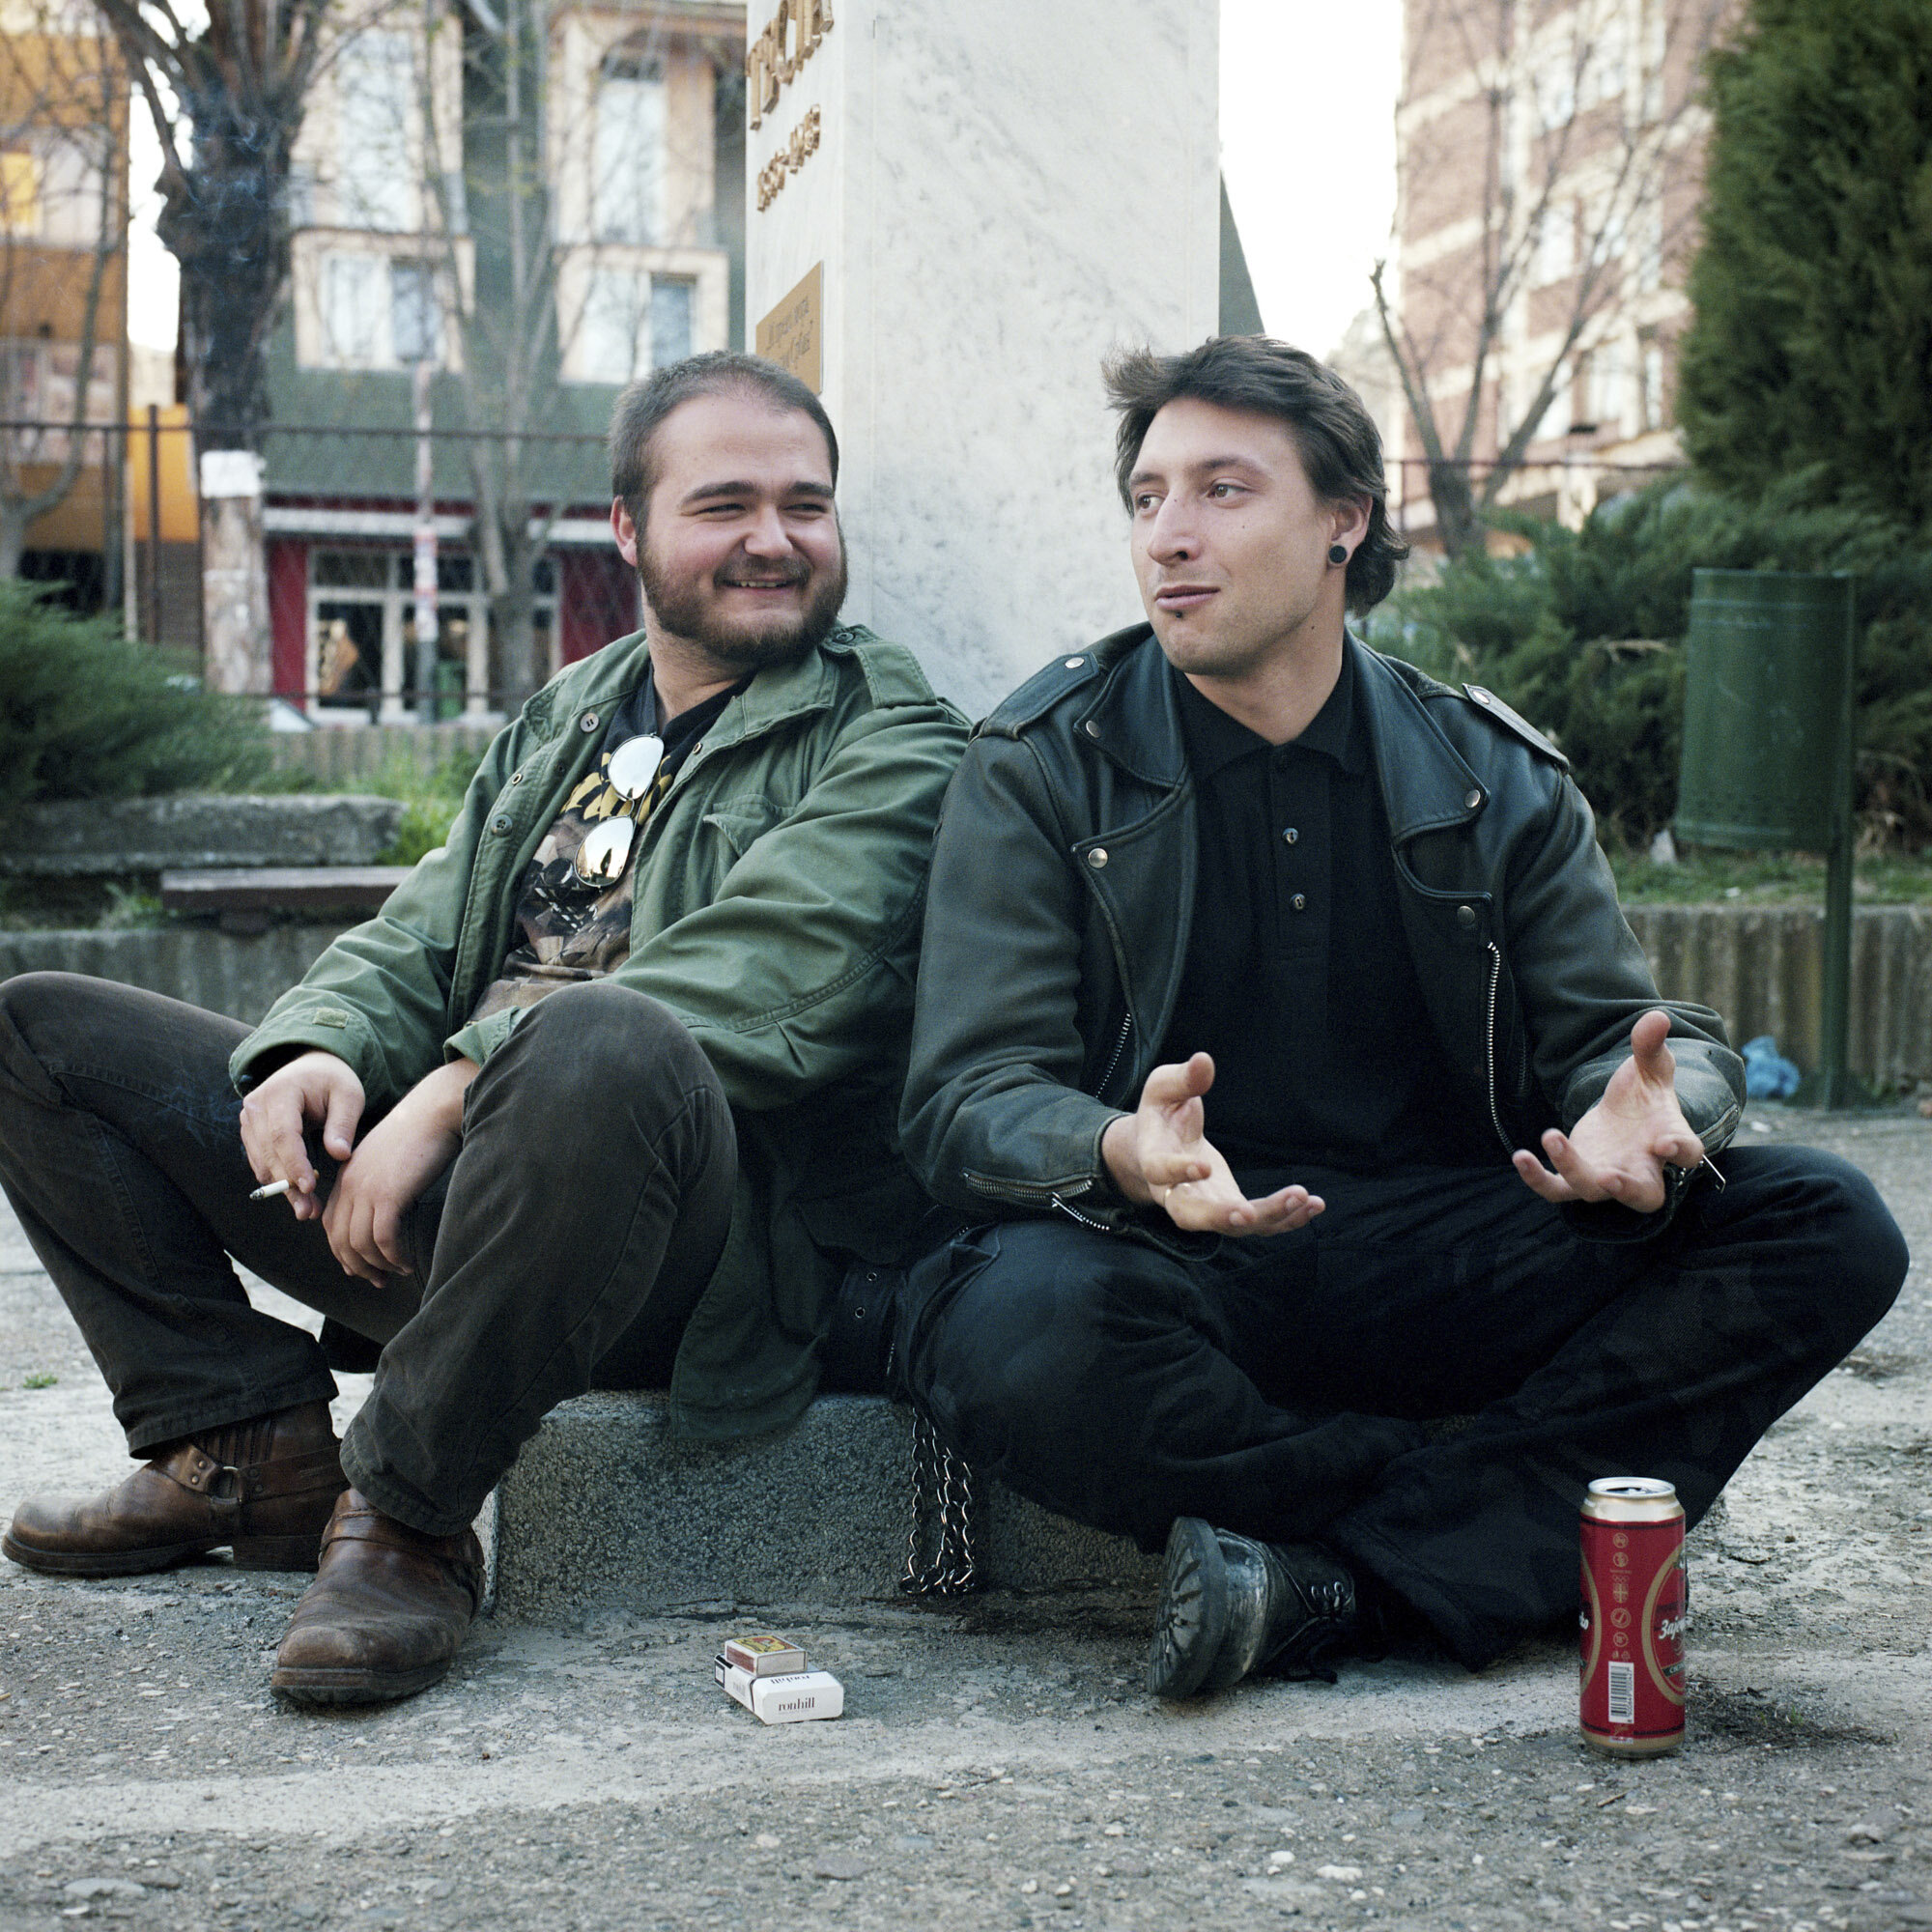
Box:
[1,794,405,876]
[490,1392,1159,1622]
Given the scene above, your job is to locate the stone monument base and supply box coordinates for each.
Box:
[491,1393,1159,1622]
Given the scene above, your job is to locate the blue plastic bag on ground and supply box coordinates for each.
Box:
[1742,1035,1802,1099]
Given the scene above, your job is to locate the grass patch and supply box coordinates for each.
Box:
[1610,847,1932,905]
[355,750,484,867]
[21,1372,57,1390]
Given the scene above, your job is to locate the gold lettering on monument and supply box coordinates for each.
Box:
[755,263,823,395]
[747,0,834,130]
[756,105,820,213]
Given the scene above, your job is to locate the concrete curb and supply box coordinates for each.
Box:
[492,1393,1159,1622]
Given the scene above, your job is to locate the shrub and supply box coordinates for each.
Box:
[1374,480,1932,849]
[0,579,278,818]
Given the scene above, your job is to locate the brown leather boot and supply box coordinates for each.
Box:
[270,1490,484,1707]
[2,1401,346,1577]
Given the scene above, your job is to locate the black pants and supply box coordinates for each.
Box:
[0,973,736,1536]
[900,1153,1907,1669]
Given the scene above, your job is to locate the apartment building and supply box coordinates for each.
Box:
[262,0,743,717]
[1391,0,1729,543]
[0,0,126,601]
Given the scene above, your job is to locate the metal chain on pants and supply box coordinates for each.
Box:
[898,1407,979,1598]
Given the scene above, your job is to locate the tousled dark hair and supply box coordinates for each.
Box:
[1104,335,1408,612]
[609,351,839,529]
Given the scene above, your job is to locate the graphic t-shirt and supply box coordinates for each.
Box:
[468,672,747,1023]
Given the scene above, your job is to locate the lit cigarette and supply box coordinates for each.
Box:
[249,1179,293,1201]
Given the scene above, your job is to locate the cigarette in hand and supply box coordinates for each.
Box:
[249,1179,293,1201]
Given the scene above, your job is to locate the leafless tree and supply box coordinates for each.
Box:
[403,0,732,703]
[0,3,124,581]
[1375,0,1731,557]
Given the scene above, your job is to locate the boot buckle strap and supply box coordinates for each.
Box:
[157,1445,247,1526]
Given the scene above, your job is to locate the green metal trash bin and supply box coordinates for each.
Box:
[1675,569,1859,1103]
[1676,571,1856,851]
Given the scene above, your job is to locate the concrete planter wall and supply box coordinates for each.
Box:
[0,795,404,876]
[0,923,353,1025]
[1624,904,1932,1090]
[0,902,1927,1083]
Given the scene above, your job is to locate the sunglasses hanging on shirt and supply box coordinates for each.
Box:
[574,731,666,884]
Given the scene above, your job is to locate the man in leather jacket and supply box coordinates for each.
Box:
[897,335,1907,1695]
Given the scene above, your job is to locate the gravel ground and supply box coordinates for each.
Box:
[0,1101,1927,1931]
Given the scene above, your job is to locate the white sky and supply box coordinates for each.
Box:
[1219,0,1404,356]
[127,0,1406,360]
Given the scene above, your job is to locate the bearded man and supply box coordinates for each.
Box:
[0,353,967,1703]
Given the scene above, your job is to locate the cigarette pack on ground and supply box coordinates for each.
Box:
[722,1634,807,1677]
[716,1661,844,1724]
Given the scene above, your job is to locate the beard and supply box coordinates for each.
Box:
[639,534,849,672]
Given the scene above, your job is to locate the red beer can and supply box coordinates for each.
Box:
[1579,1476,1686,1756]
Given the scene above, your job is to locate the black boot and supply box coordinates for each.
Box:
[1147,1518,1358,1700]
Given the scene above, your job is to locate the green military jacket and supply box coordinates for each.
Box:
[232,624,968,1439]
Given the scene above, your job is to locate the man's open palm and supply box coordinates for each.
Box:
[1513,1009,1704,1212]
[1104,1053,1324,1236]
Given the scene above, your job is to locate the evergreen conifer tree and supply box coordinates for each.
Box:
[1677,0,1932,531]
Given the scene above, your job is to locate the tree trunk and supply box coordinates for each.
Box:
[156,96,292,693]
[1426,461,1486,561]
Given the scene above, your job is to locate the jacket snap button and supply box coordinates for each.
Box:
[1083,720,1101,739]
[1465,788,1482,810]
[1087,847,1109,867]
[1291,893,1307,912]
[1457,904,1477,928]
[1065,656,1085,669]
[580,712,599,733]
[492,813,513,835]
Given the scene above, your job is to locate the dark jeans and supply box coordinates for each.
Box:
[900,1152,1907,1669]
[0,973,736,1536]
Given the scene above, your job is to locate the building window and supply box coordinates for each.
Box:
[1534,204,1576,285]
[319,253,443,368]
[651,276,694,368]
[593,63,668,245]
[580,265,648,384]
[390,261,440,365]
[335,30,414,232]
[1639,332,1668,432]
[576,268,693,384]
[322,254,385,365]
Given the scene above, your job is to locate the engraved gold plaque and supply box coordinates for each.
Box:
[755,263,823,395]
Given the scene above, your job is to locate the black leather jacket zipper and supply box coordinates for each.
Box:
[1485,940,1509,1152]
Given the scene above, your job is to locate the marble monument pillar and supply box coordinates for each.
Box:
[744,0,1220,716]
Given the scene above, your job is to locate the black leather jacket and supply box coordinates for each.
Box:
[900,625,1743,1243]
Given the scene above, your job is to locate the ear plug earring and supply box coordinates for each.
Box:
[1328,543,1350,565]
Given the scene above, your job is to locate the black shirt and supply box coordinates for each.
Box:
[1154,650,1494,1175]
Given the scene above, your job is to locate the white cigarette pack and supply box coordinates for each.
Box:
[750,1670,843,1724]
[716,1659,756,1709]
